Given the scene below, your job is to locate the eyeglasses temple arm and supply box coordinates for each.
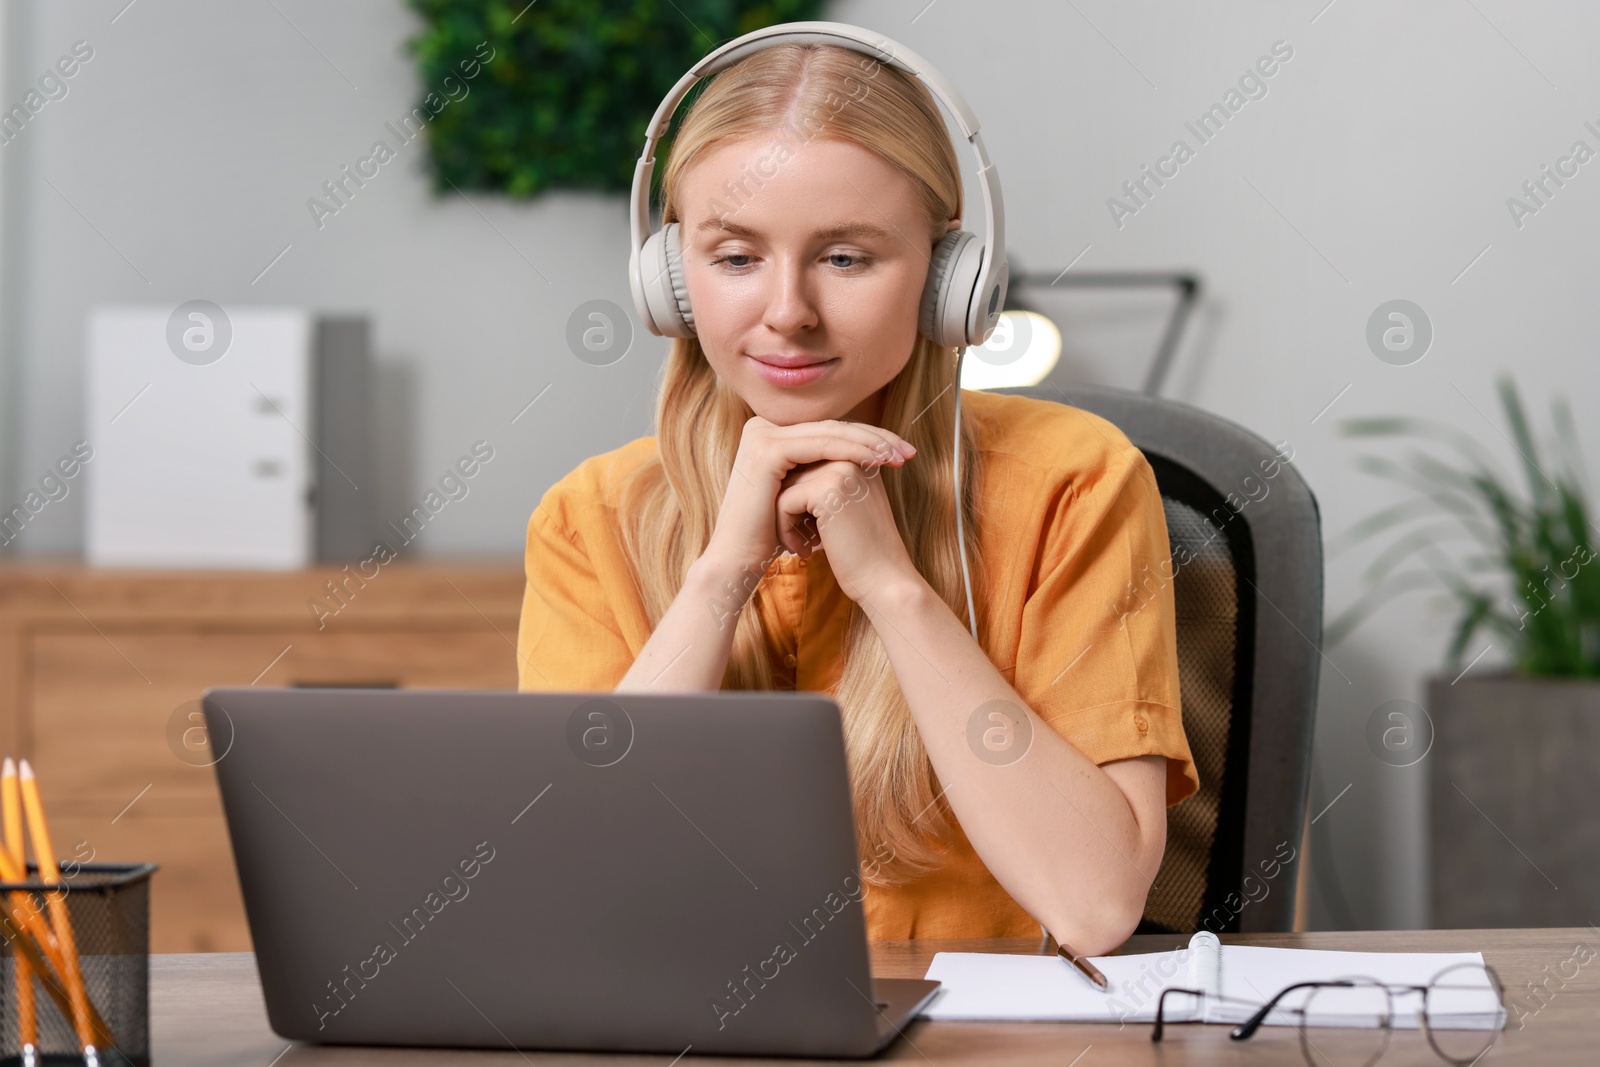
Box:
[1152,987,1206,1042]
[1230,981,1346,1040]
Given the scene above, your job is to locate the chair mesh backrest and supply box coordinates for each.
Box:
[1136,458,1256,935]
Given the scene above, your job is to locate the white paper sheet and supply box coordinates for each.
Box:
[920,938,1502,1030]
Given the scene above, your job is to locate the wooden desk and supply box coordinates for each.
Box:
[150,928,1597,1064]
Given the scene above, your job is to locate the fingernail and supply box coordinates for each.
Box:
[899,441,917,456]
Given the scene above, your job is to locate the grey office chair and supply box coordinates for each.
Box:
[994,384,1323,934]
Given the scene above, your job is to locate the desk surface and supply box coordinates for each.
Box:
[152,928,1597,1065]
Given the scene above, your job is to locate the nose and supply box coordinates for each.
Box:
[761,255,820,335]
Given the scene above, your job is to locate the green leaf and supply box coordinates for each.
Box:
[1338,375,1600,677]
[403,0,830,198]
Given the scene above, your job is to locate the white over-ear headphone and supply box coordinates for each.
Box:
[627,21,1007,347]
[626,21,1008,641]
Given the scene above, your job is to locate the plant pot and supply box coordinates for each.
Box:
[1428,671,1600,928]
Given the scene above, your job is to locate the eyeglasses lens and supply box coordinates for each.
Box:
[1423,963,1504,1064]
[1297,979,1392,1067]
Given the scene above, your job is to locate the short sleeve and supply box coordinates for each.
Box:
[1012,446,1200,807]
[515,493,636,693]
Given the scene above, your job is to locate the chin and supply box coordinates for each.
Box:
[748,402,822,427]
[747,394,857,426]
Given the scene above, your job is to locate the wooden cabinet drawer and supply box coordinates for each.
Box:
[28,627,521,953]
[0,561,528,953]
[30,630,517,806]
[53,796,248,953]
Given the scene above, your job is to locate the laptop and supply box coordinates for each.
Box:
[201,687,941,1058]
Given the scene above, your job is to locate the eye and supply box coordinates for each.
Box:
[827,252,870,270]
[710,253,755,272]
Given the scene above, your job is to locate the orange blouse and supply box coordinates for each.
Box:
[516,388,1200,939]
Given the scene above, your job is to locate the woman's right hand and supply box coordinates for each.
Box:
[700,415,916,582]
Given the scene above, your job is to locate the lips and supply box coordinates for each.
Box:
[750,353,834,369]
[747,354,837,387]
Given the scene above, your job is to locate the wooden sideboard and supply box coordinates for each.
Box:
[0,558,526,953]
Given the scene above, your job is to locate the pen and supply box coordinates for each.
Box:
[1057,941,1109,992]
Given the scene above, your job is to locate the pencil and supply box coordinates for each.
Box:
[0,841,111,1046]
[1,758,35,1056]
[0,880,81,1041]
[17,760,102,1055]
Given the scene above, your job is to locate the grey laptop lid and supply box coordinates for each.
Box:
[201,687,939,1058]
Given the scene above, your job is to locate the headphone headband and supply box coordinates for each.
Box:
[627,21,1007,349]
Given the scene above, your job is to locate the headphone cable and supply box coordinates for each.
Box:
[952,348,979,644]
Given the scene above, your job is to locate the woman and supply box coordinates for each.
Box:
[516,41,1199,955]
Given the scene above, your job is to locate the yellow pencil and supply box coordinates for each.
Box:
[17,760,101,1056]
[0,890,82,1043]
[1,758,35,1057]
[0,840,111,1047]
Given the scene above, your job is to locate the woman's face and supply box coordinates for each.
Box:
[676,135,955,427]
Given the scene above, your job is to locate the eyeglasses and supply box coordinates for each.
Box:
[1151,960,1506,1066]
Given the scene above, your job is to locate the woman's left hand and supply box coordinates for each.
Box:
[775,453,921,605]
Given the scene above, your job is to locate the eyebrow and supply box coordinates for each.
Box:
[693,217,896,242]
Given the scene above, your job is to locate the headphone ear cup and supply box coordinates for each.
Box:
[638,221,696,338]
[918,230,963,347]
[919,229,984,348]
[662,222,695,335]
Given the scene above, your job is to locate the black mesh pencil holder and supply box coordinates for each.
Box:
[0,863,156,1067]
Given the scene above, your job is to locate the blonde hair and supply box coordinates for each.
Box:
[618,42,989,885]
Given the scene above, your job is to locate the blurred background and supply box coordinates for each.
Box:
[1,0,1597,950]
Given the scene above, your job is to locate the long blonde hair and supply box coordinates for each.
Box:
[619,42,989,885]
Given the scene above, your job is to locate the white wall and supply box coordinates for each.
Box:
[2,0,648,562]
[4,0,1597,930]
[0,1,20,515]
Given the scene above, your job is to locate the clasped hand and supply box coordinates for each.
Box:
[705,415,923,605]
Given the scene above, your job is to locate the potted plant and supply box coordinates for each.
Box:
[1326,374,1599,927]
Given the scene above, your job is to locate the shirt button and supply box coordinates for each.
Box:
[784,653,797,667]
[1133,713,1149,734]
